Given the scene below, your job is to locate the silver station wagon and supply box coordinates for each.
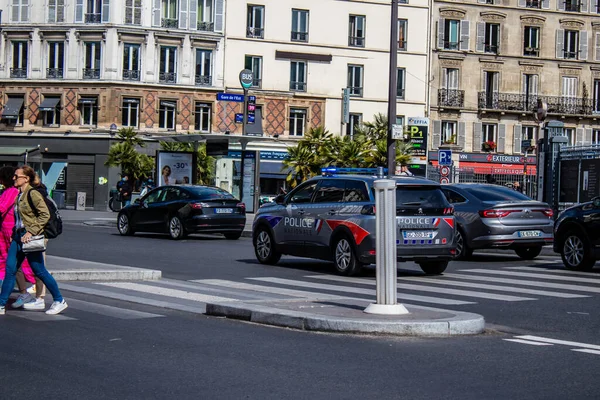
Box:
[252,169,456,276]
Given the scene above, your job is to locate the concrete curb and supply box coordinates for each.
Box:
[205,301,485,336]
[51,268,161,282]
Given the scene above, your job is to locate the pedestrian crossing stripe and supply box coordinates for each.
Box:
[504,335,600,356]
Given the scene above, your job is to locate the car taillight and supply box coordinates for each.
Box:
[540,209,554,218]
[361,205,376,215]
[479,209,514,218]
[237,202,246,212]
[443,207,454,215]
[191,203,204,210]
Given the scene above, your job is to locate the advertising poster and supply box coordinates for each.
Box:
[157,151,194,186]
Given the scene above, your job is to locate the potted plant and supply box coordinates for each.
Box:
[482,141,496,152]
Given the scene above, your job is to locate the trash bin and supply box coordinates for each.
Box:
[76,192,86,211]
[52,190,66,209]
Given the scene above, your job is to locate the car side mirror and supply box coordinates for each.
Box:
[274,194,285,205]
[593,197,600,208]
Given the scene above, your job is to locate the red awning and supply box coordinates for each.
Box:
[432,161,536,175]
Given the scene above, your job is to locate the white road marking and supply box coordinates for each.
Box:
[571,349,600,355]
[67,298,164,320]
[506,266,600,277]
[248,277,474,305]
[305,275,535,301]
[444,273,600,293]
[95,282,238,303]
[459,269,600,285]
[515,335,600,351]
[8,311,75,321]
[502,339,554,346]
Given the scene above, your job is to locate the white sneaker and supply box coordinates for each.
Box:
[23,298,45,311]
[45,300,68,315]
[26,285,36,295]
[0,306,5,315]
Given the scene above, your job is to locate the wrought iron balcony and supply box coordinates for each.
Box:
[159,72,176,83]
[348,36,365,47]
[438,89,465,108]
[526,0,541,7]
[47,68,63,79]
[83,68,100,79]
[85,13,102,23]
[197,21,214,31]
[477,92,594,115]
[123,69,140,81]
[290,81,306,92]
[247,27,264,38]
[10,68,27,78]
[484,43,499,54]
[524,46,540,57]
[161,18,178,28]
[443,41,460,50]
[195,75,211,86]
[291,31,308,42]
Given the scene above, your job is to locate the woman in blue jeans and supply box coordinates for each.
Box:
[0,166,67,315]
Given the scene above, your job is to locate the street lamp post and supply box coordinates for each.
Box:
[530,99,548,197]
[387,0,399,174]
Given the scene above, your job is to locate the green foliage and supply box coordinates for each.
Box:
[159,140,215,185]
[105,128,154,183]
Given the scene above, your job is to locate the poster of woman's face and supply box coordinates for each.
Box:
[157,152,194,186]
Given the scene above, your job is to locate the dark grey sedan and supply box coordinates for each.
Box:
[441,184,553,260]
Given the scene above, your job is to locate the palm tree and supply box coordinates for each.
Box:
[282,143,320,188]
[354,112,388,142]
[365,138,413,169]
[105,128,154,183]
[327,135,370,168]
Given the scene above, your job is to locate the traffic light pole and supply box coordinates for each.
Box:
[387,0,399,174]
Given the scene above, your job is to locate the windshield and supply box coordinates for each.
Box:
[186,187,235,200]
[464,186,531,201]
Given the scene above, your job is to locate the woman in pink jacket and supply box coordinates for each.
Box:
[0,166,37,306]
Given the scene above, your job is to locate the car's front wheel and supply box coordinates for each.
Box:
[561,231,595,271]
[332,235,364,276]
[454,228,473,260]
[168,216,185,240]
[515,246,542,260]
[418,261,448,275]
[117,213,134,236]
[254,227,281,265]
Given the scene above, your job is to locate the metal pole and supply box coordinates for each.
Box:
[240,89,248,204]
[364,179,408,315]
[523,149,527,196]
[387,0,399,174]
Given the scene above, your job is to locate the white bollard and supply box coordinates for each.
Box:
[364,179,409,315]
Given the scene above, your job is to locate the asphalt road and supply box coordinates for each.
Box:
[4,223,596,399]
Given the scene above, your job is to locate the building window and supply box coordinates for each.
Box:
[564,128,575,145]
[346,113,362,138]
[247,5,265,38]
[125,0,142,25]
[195,49,212,86]
[484,23,500,54]
[593,79,600,114]
[10,41,28,79]
[291,9,309,42]
[349,15,365,47]
[523,126,537,143]
[347,65,363,97]
[524,26,540,57]
[289,108,307,137]
[522,74,539,110]
[85,0,102,23]
[194,102,211,132]
[40,97,61,127]
[290,61,307,92]
[159,100,177,130]
[397,68,406,99]
[398,19,407,51]
[564,30,579,60]
[159,46,177,83]
[122,98,139,128]
[12,0,29,22]
[79,97,98,126]
[482,124,497,151]
[525,0,542,8]
[48,0,65,23]
[592,129,600,144]
[564,0,581,12]
[83,42,101,79]
[441,121,457,145]
[2,96,25,125]
[482,71,500,108]
[443,19,460,50]
[47,42,64,79]
[197,0,214,31]
[123,43,141,81]
[396,115,405,127]
[244,55,262,88]
[161,0,178,27]
[562,76,578,98]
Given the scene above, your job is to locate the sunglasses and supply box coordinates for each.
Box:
[13,174,27,179]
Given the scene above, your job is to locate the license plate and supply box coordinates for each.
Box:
[518,230,541,237]
[403,230,434,239]
[215,208,233,214]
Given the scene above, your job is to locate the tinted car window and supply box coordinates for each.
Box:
[465,186,530,201]
[313,179,344,203]
[344,180,370,202]
[187,187,235,200]
[396,187,448,208]
[442,189,467,204]
[289,182,318,204]
[144,188,166,204]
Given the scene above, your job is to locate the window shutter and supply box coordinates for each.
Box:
[441,68,448,89]
[556,29,564,59]
[437,19,445,49]
[558,0,565,10]
[179,0,188,29]
[585,128,593,144]
[49,0,56,22]
[125,0,132,23]
[493,72,499,92]
[513,124,522,153]
[214,0,225,33]
[596,33,600,62]
[458,122,466,149]
[518,0,526,6]
[152,0,161,27]
[532,75,539,94]
[473,122,482,151]
[576,128,584,146]
[580,31,588,61]
[432,121,441,150]
[476,22,485,52]
[21,0,28,22]
[542,0,550,8]
[460,20,470,51]
[581,0,588,12]
[57,0,65,22]
[134,0,141,24]
[75,0,84,22]
[102,0,110,22]
[189,0,197,31]
[497,124,506,153]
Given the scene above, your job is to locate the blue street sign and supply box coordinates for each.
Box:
[438,149,453,166]
[217,93,257,102]
[235,113,255,123]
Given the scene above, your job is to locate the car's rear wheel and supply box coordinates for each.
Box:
[168,216,185,240]
[561,231,595,271]
[254,227,281,265]
[418,261,448,275]
[117,213,134,236]
[455,228,473,260]
[224,232,243,240]
[515,246,542,260]
[332,235,364,276]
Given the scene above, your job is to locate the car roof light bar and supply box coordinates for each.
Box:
[321,167,388,177]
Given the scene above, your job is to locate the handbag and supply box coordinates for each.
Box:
[21,235,46,253]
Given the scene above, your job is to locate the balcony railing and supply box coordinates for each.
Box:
[484,43,499,54]
[159,72,176,83]
[349,36,365,47]
[524,46,540,57]
[290,81,307,92]
[161,18,178,28]
[10,68,27,78]
[564,1,580,11]
[443,41,460,50]
[478,92,594,115]
[438,89,465,108]
[83,68,100,79]
[348,87,363,97]
[291,31,308,42]
[47,68,63,79]
[526,0,542,7]
[195,75,211,86]
[123,69,140,81]
[247,27,264,38]
[197,21,214,31]
[85,13,102,23]
[564,50,578,59]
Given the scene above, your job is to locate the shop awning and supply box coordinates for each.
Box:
[39,97,61,111]
[2,97,24,119]
[432,161,536,175]
[0,146,39,156]
[78,97,97,104]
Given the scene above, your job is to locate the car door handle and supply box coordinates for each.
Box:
[327,210,336,215]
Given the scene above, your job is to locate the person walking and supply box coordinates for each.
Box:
[0,165,67,315]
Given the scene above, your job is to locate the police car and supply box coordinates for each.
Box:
[252,168,456,276]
